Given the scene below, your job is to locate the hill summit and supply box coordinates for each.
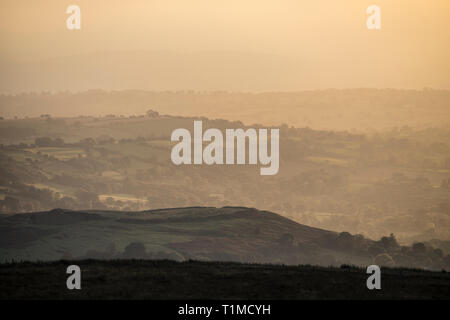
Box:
[1,206,449,270]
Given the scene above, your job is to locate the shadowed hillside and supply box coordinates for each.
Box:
[0,207,336,264]
[1,207,449,270]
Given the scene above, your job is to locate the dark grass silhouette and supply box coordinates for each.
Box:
[1,259,449,300]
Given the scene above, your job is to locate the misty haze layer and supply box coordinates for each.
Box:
[1,0,450,92]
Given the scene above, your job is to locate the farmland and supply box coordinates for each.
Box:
[1,113,450,245]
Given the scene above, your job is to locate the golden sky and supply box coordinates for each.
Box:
[0,0,449,91]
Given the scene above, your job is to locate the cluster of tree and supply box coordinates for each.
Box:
[63,233,450,271]
[63,242,184,261]
[34,137,65,147]
[316,232,450,270]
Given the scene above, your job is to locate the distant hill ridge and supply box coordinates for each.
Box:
[1,89,449,130]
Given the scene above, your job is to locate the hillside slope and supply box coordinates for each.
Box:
[0,207,370,266]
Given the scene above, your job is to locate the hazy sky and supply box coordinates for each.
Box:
[0,0,449,91]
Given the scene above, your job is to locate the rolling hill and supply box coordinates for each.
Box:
[0,206,371,266]
[2,205,450,271]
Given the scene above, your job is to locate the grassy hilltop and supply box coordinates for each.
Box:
[1,207,449,271]
[0,207,345,264]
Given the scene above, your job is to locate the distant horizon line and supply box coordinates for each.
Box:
[1,87,449,97]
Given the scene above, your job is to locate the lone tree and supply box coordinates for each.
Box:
[146,109,160,118]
